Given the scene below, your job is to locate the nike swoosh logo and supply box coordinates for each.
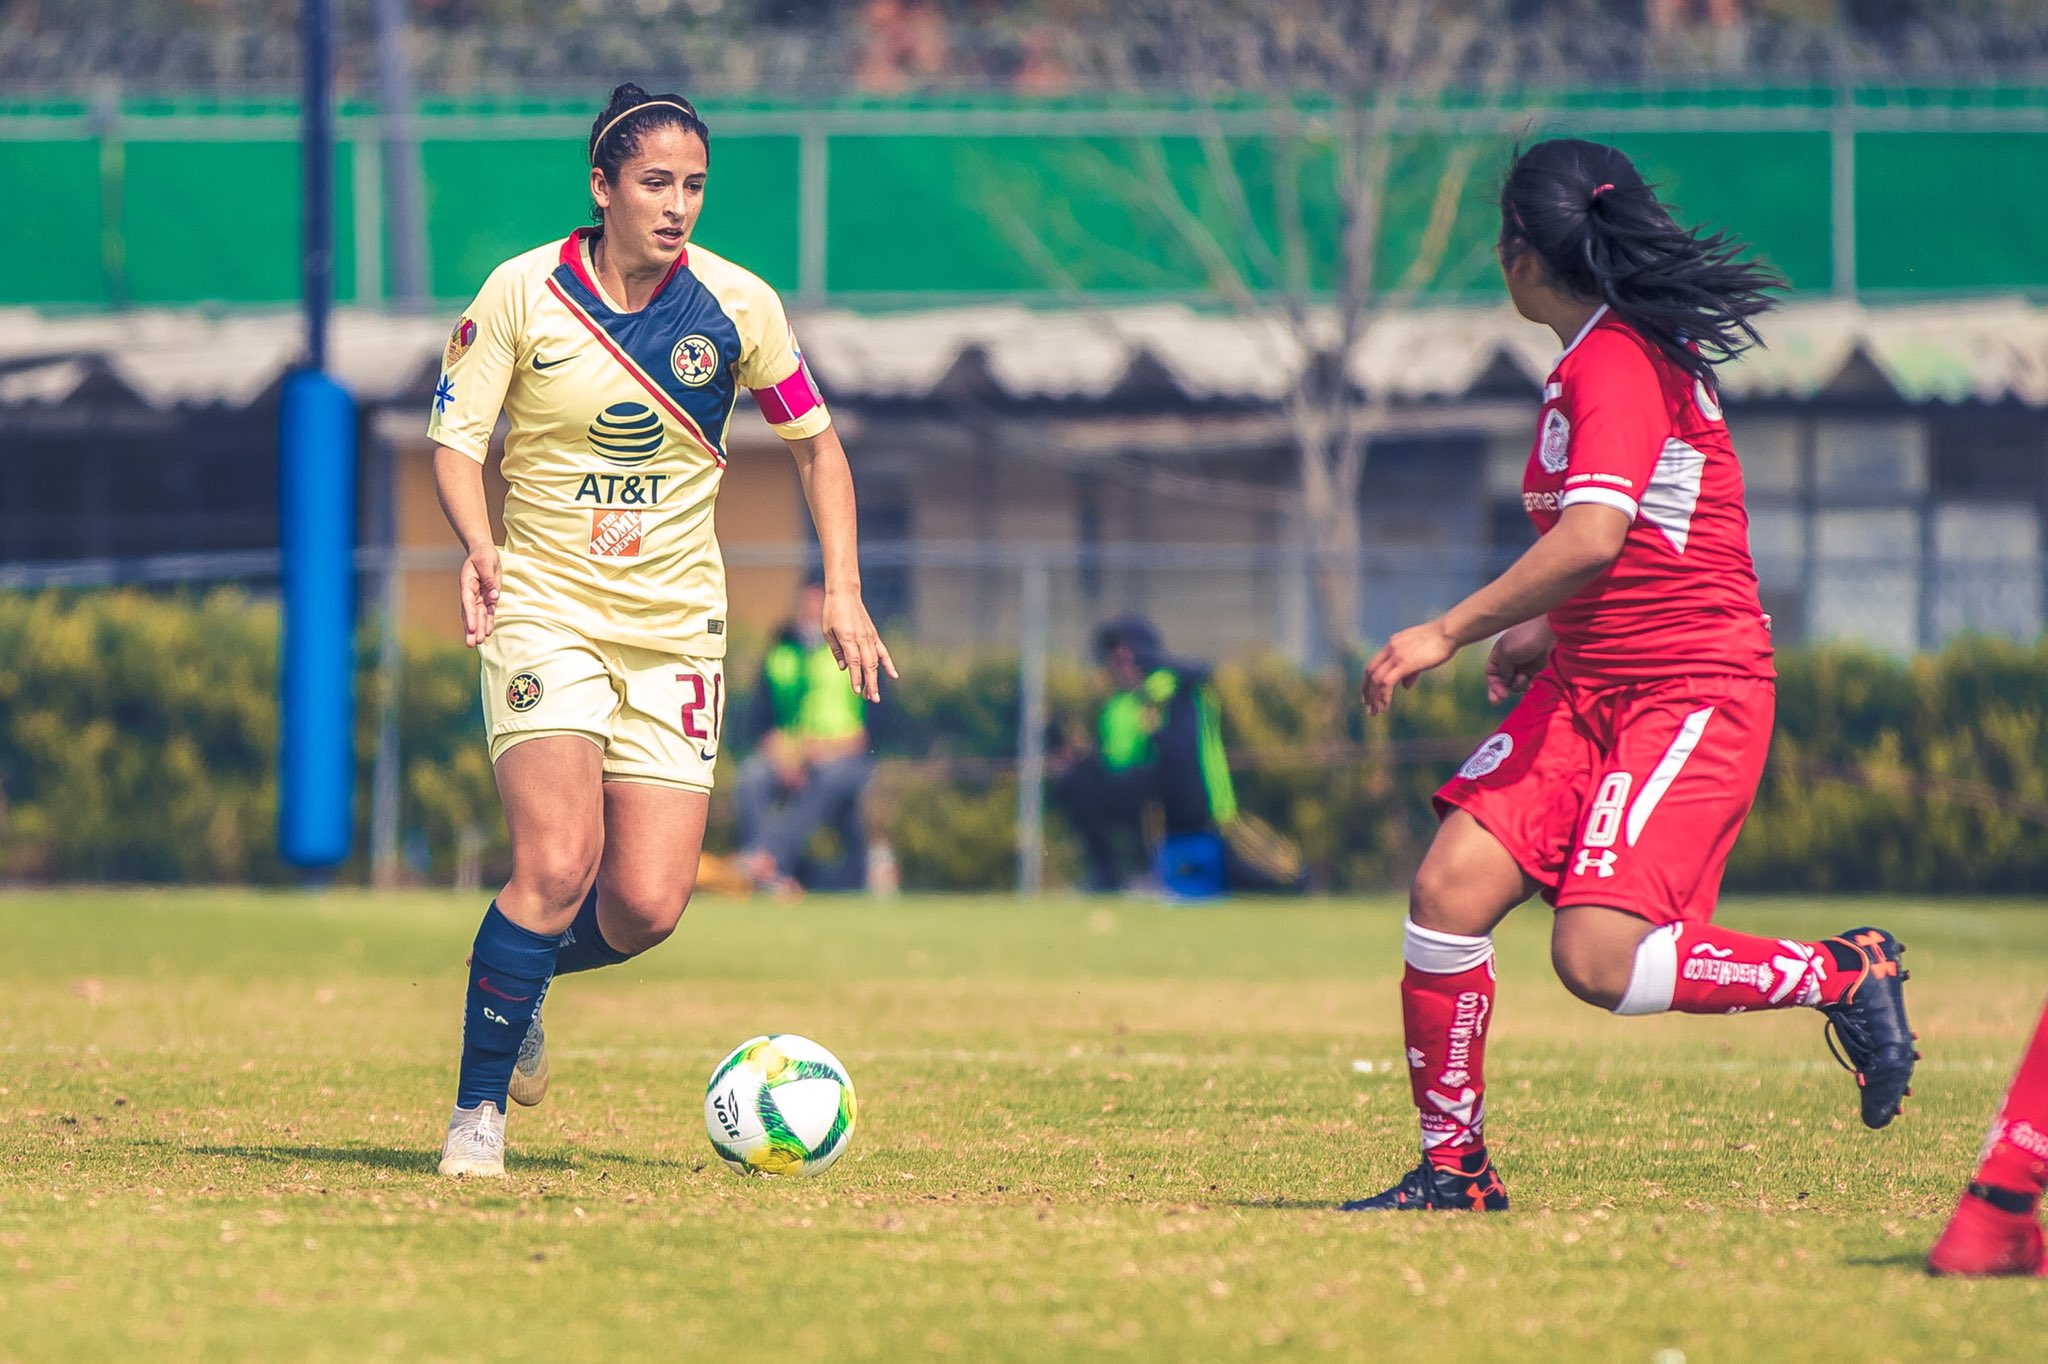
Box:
[698,746,718,762]
[533,354,577,371]
[477,976,532,1002]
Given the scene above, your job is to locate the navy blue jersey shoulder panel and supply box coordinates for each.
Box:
[550,254,744,459]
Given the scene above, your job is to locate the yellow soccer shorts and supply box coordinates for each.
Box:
[479,615,726,792]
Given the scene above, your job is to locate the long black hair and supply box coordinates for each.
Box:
[1499,139,1782,383]
[586,82,712,225]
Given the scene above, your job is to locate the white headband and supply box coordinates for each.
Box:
[591,100,696,165]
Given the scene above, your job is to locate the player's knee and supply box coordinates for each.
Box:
[1550,923,1629,1010]
[1409,858,1487,937]
[603,880,695,952]
[512,843,601,915]
[505,823,598,909]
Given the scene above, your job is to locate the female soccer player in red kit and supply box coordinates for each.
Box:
[1928,1001,2048,1275]
[1349,139,1917,1211]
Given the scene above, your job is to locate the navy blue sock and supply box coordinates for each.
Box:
[455,902,561,1112]
[551,886,634,976]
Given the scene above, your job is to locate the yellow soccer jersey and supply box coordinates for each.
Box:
[427,229,832,656]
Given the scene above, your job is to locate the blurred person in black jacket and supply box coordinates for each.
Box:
[1051,615,1301,896]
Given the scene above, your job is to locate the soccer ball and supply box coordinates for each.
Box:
[703,1034,857,1176]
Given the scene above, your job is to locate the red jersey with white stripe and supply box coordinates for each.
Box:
[1523,307,1773,684]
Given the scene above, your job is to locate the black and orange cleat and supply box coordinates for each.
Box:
[1927,1184,2045,1278]
[1341,1149,1509,1213]
[1818,926,1917,1129]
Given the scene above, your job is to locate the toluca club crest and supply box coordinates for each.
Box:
[670,334,720,387]
[1539,407,1571,474]
[1458,732,1514,781]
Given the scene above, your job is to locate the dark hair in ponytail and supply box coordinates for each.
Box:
[1500,139,1782,383]
[587,82,711,224]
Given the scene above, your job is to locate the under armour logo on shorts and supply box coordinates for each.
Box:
[1573,848,1618,878]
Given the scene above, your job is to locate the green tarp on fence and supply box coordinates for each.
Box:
[3,89,2044,308]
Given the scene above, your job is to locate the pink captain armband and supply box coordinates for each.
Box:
[752,356,824,427]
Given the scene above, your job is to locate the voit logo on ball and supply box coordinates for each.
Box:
[587,402,665,466]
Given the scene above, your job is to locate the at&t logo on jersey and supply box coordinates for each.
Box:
[671,334,720,388]
[588,402,666,466]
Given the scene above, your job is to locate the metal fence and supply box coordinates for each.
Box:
[7,536,2048,890]
[12,3,2048,92]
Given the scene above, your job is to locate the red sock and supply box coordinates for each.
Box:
[1976,1001,2048,1198]
[1614,922,1867,1016]
[1401,921,1496,1168]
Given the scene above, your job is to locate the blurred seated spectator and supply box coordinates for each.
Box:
[736,575,876,894]
[1051,614,1302,898]
[1647,0,1748,66]
[853,0,950,92]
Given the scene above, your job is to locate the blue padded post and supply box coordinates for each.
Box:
[278,368,357,868]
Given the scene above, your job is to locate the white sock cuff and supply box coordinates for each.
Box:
[1614,923,1683,1016]
[1403,919,1494,975]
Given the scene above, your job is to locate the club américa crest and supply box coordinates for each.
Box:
[506,672,544,713]
[670,334,720,388]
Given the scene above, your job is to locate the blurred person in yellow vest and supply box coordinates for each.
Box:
[736,574,876,894]
[1051,615,1302,899]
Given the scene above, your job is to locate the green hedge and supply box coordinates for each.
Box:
[0,589,504,883]
[6,588,2048,892]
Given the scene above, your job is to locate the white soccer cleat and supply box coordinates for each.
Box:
[507,1010,549,1108]
[437,1101,507,1177]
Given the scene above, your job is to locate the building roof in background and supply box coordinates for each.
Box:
[0,298,2044,415]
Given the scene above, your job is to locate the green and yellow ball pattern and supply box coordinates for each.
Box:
[703,1034,858,1177]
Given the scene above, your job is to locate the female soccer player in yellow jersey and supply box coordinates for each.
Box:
[426,83,897,1176]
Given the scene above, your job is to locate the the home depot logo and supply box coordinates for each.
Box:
[589,508,643,558]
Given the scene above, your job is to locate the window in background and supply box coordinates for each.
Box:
[1927,406,2048,643]
[855,470,914,631]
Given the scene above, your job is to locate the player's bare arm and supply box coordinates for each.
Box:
[1485,618,1555,705]
[787,424,899,702]
[1365,503,1627,715]
[432,445,501,648]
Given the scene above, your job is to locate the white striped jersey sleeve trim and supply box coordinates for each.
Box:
[1558,486,1641,521]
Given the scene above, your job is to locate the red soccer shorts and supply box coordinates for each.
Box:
[1434,671,1775,927]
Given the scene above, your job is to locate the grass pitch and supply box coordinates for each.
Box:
[1,889,2042,1362]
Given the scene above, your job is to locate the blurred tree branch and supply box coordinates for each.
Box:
[981,0,1550,656]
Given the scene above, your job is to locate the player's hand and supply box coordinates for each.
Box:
[1363,619,1459,717]
[822,589,899,703]
[458,546,501,648]
[1485,619,1555,704]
